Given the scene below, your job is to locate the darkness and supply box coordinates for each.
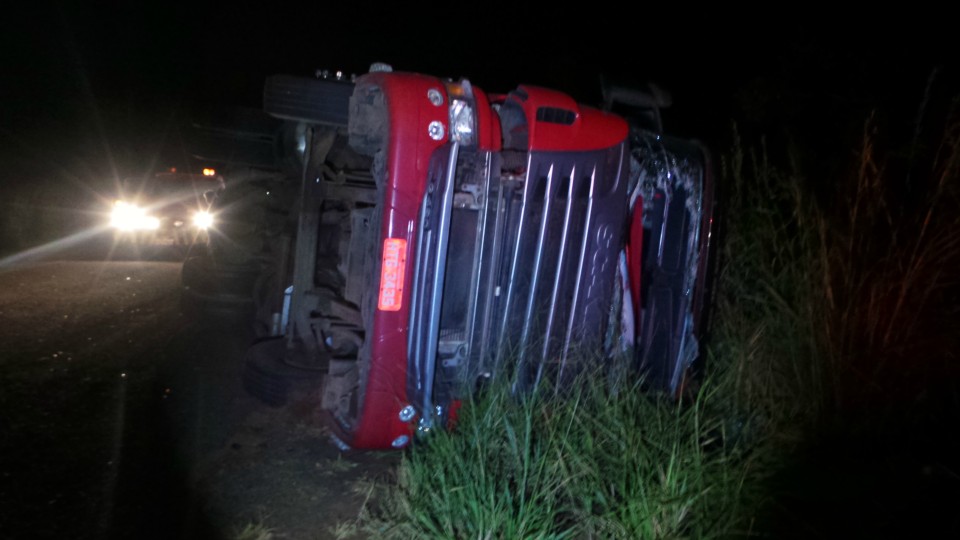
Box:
[2,2,959,537]
[3,5,955,259]
[3,5,956,177]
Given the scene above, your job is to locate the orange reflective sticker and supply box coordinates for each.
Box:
[378,238,407,311]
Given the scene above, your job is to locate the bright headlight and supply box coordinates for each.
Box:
[446,80,476,146]
[110,201,160,231]
[449,99,475,145]
[193,210,214,229]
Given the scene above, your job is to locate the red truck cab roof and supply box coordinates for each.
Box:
[498,85,628,152]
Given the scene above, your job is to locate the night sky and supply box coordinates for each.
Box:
[1,3,957,189]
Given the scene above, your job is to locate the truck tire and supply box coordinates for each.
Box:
[263,75,354,126]
[241,337,326,407]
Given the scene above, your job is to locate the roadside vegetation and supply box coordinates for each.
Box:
[330,91,960,539]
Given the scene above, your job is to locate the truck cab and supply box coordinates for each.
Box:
[231,66,714,450]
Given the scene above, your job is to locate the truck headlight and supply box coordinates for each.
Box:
[446,81,476,146]
[449,99,475,145]
[110,201,160,231]
[192,210,214,229]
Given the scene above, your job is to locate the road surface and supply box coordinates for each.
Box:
[0,258,395,539]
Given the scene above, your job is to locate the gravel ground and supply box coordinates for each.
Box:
[0,259,397,540]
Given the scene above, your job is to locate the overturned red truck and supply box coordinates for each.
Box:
[188,64,715,450]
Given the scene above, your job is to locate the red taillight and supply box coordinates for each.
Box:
[378,238,407,311]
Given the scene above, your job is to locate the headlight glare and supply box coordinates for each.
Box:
[110,201,160,231]
[193,210,214,229]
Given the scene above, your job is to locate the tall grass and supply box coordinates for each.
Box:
[713,103,960,439]
[715,97,960,536]
[709,131,831,442]
[815,111,960,419]
[361,374,759,539]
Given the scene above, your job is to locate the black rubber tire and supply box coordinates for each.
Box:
[263,74,354,126]
[241,337,326,407]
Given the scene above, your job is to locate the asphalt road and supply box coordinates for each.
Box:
[0,258,396,539]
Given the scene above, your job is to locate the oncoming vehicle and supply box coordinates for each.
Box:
[200,65,715,451]
[109,168,223,251]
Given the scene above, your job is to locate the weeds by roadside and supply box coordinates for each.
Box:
[348,370,762,539]
[234,520,275,540]
[710,96,960,537]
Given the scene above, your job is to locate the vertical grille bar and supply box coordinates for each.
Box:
[558,165,597,382]
[494,146,627,392]
[517,165,554,387]
[535,163,576,388]
[407,143,459,429]
[407,143,629,410]
[493,154,535,377]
